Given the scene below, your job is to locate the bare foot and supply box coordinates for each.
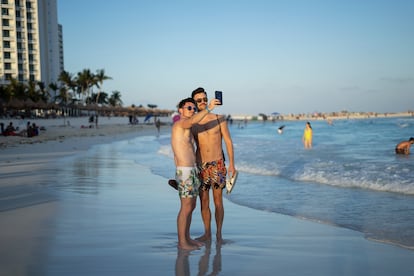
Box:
[195,234,211,242]
[189,239,204,247]
[216,233,223,243]
[178,243,200,251]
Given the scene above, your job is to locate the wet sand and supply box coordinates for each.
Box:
[1,118,414,275]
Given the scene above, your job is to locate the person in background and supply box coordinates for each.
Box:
[191,87,236,243]
[155,118,161,136]
[31,123,39,136]
[277,125,285,134]
[27,121,34,137]
[302,121,313,149]
[4,122,17,136]
[395,137,414,155]
[171,97,219,250]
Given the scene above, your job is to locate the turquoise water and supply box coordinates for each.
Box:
[122,117,414,249]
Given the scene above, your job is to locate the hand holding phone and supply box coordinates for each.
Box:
[215,91,223,105]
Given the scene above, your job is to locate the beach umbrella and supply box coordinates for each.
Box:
[24,98,36,108]
[30,99,48,110]
[7,98,24,109]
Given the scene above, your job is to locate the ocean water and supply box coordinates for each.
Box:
[122,116,414,249]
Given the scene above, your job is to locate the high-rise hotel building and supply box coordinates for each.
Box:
[0,0,63,87]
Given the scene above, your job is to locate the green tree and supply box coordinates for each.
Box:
[108,90,122,107]
[8,78,27,101]
[89,92,109,105]
[49,82,59,102]
[94,69,111,104]
[76,69,96,103]
[36,81,50,102]
[58,70,75,104]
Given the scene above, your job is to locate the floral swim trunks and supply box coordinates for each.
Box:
[175,167,200,198]
[198,159,227,191]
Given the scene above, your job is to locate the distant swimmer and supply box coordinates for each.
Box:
[395,137,414,155]
[277,125,285,134]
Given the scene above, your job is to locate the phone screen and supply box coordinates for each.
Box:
[215,91,223,105]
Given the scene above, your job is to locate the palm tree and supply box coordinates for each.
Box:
[0,85,8,102]
[49,82,59,102]
[26,81,37,101]
[76,69,95,103]
[7,78,27,101]
[58,70,75,104]
[108,90,122,107]
[89,92,109,105]
[36,81,50,102]
[94,69,111,104]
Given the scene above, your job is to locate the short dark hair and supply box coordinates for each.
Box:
[178,97,196,109]
[191,87,207,99]
[409,137,414,142]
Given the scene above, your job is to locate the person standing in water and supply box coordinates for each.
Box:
[191,87,236,243]
[303,121,313,149]
[395,137,414,155]
[171,97,219,250]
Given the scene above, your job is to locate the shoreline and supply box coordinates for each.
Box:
[2,113,412,150]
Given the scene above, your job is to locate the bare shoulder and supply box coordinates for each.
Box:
[212,113,226,123]
[192,113,223,135]
[196,113,218,124]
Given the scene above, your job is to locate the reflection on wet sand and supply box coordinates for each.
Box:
[175,241,222,276]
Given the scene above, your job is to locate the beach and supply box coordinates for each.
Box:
[1,117,414,276]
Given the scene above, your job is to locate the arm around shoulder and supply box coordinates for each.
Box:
[183,99,220,128]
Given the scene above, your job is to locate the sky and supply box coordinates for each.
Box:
[57,0,414,116]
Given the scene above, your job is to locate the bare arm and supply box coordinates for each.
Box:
[220,117,236,177]
[180,99,220,129]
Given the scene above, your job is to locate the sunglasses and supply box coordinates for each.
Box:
[185,106,197,111]
[195,97,208,103]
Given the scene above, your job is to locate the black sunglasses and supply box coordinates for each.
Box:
[195,97,208,103]
[185,106,197,111]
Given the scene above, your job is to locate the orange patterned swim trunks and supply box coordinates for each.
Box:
[198,159,227,191]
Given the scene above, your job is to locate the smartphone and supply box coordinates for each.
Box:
[215,91,223,105]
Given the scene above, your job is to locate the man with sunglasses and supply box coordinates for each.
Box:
[171,97,219,250]
[191,87,236,243]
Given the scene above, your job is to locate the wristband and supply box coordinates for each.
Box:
[206,106,211,113]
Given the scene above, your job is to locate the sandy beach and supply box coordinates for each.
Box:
[1,117,414,276]
[0,116,166,149]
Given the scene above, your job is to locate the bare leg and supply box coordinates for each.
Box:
[177,198,199,250]
[175,249,190,276]
[197,241,212,276]
[196,190,212,242]
[212,188,224,242]
[187,209,204,247]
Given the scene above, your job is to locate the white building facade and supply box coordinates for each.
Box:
[0,0,63,87]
